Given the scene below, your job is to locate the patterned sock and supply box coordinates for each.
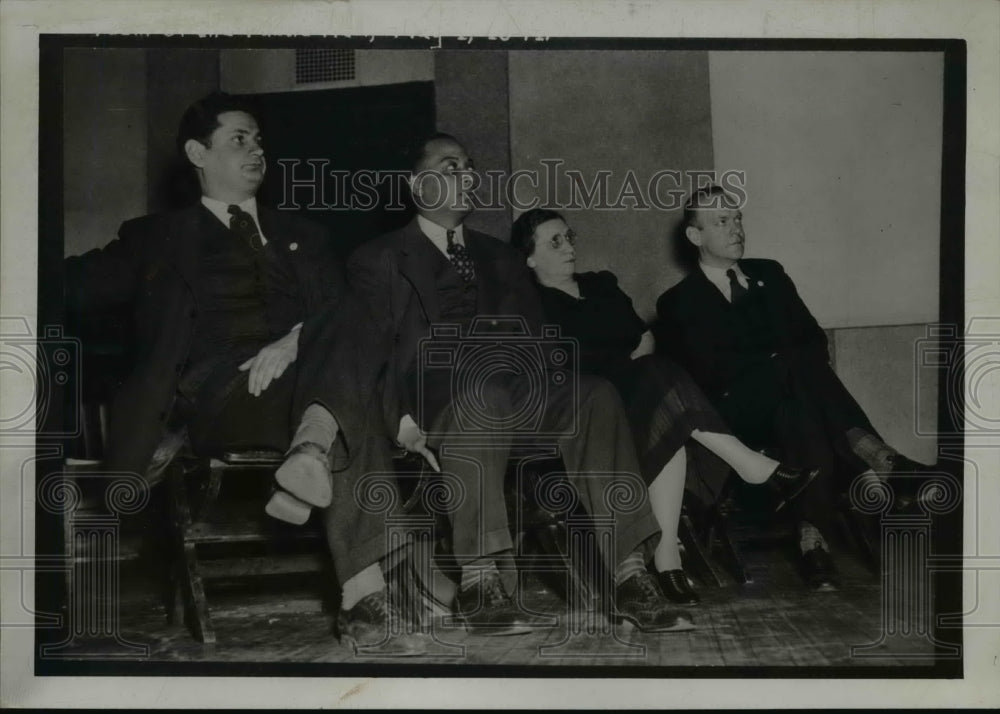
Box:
[614,550,647,587]
[460,558,500,593]
[798,521,830,554]
[341,562,386,611]
[291,402,339,452]
[846,427,896,473]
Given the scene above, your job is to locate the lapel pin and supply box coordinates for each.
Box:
[757,280,764,287]
[289,242,298,251]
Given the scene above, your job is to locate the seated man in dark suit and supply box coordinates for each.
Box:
[654,185,933,591]
[65,92,428,655]
[332,133,694,635]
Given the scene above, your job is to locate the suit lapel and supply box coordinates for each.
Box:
[397,219,443,322]
[164,205,210,294]
[687,266,732,314]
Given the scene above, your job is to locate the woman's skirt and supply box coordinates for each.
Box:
[621,355,733,505]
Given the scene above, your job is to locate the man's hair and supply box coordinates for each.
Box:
[175,92,258,162]
[405,131,461,174]
[683,184,735,229]
[510,208,565,257]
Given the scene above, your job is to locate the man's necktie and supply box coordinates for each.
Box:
[446,229,476,283]
[727,268,749,302]
[228,204,264,252]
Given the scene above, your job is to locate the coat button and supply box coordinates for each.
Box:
[289,242,298,251]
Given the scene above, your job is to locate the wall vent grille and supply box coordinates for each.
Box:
[295,49,356,84]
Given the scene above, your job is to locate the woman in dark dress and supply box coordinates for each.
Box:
[512,209,818,604]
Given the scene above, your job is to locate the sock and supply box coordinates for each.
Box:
[798,521,829,554]
[291,402,340,453]
[614,550,647,587]
[846,427,896,473]
[340,562,386,611]
[460,557,500,592]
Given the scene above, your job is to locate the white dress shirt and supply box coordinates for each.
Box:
[700,261,750,303]
[417,214,465,257]
[201,195,268,246]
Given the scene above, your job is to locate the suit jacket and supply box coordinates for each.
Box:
[346,217,545,434]
[65,203,344,476]
[653,258,829,432]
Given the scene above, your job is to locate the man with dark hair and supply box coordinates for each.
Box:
[654,186,935,591]
[342,133,695,635]
[65,92,429,655]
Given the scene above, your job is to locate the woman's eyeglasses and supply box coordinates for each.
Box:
[543,229,577,250]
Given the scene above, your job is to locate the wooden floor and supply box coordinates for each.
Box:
[83,538,935,670]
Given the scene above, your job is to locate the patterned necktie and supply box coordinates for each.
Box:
[228,204,264,252]
[727,268,749,303]
[446,229,476,283]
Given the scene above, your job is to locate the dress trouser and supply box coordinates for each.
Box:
[421,371,661,570]
[717,354,879,534]
[185,363,391,587]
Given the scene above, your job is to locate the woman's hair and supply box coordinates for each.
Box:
[510,208,566,257]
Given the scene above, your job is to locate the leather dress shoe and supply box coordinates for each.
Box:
[274,441,333,508]
[768,464,821,513]
[884,455,943,512]
[655,569,700,606]
[264,488,312,525]
[456,570,548,636]
[336,589,434,656]
[615,570,696,632]
[800,545,839,592]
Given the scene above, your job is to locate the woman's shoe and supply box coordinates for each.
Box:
[655,569,700,606]
[769,465,821,512]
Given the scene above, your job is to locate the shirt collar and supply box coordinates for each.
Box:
[699,260,748,301]
[200,195,268,246]
[417,214,464,256]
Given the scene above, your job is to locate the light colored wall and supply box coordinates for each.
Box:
[220,49,434,94]
[63,49,147,257]
[709,51,944,330]
[832,324,939,464]
[435,50,512,240]
[508,50,714,321]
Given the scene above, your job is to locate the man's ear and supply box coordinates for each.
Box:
[526,255,536,269]
[184,139,208,168]
[408,174,422,200]
[685,225,702,247]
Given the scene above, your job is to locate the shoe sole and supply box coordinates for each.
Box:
[463,622,534,636]
[339,633,431,657]
[774,468,821,513]
[617,613,696,633]
[275,452,333,508]
[264,490,311,525]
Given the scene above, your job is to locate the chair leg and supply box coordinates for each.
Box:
[678,514,726,588]
[703,509,752,585]
[167,462,216,644]
[840,506,880,573]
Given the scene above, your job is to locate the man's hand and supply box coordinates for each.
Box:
[397,414,441,472]
[239,328,300,396]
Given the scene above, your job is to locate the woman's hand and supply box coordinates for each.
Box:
[630,330,656,360]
